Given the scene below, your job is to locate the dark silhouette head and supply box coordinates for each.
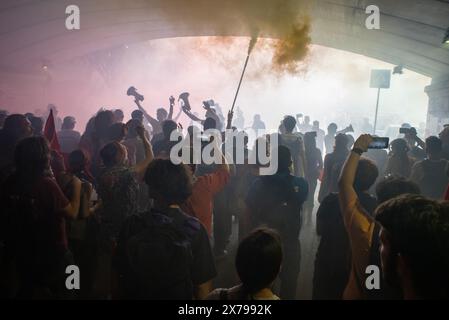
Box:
[236,228,282,295]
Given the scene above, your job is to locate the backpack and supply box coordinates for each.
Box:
[117,211,199,300]
[254,174,303,241]
[419,160,449,199]
[279,134,303,176]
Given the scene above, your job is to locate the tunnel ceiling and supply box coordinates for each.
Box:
[0,0,448,79]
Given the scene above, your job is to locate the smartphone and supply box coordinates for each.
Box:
[368,137,389,149]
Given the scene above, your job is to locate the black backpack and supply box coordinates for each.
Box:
[254,175,303,241]
[117,211,198,300]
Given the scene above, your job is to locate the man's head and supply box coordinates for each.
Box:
[100,141,128,167]
[126,119,141,139]
[29,116,44,135]
[375,195,449,299]
[282,116,296,134]
[375,176,420,204]
[304,116,310,125]
[14,136,50,177]
[354,158,379,192]
[113,109,124,123]
[156,108,168,122]
[254,114,261,122]
[162,120,178,140]
[95,110,115,139]
[236,228,282,294]
[107,123,128,142]
[334,133,349,151]
[62,116,76,130]
[327,123,337,134]
[425,136,442,158]
[68,149,89,173]
[390,138,409,155]
[312,120,319,129]
[131,109,144,123]
[3,114,33,141]
[304,132,317,150]
[144,159,193,206]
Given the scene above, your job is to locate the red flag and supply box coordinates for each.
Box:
[44,109,61,152]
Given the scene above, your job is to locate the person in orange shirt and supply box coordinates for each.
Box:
[181,144,230,236]
[338,134,422,299]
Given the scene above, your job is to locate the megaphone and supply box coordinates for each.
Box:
[337,124,354,135]
[127,86,144,102]
[179,92,191,111]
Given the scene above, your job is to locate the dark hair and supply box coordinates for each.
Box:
[334,133,349,151]
[375,176,420,204]
[375,194,449,299]
[390,138,409,154]
[69,149,88,173]
[157,108,168,119]
[144,159,192,205]
[425,136,442,155]
[304,132,316,151]
[95,110,114,140]
[30,116,44,135]
[113,109,124,119]
[107,123,127,142]
[3,114,31,139]
[354,158,379,191]
[277,145,292,172]
[236,228,282,294]
[62,116,76,130]
[328,123,337,132]
[100,141,125,167]
[282,116,296,133]
[14,136,50,178]
[131,109,143,121]
[126,119,141,139]
[203,117,216,131]
[162,120,178,139]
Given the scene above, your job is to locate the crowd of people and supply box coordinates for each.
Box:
[0,97,448,300]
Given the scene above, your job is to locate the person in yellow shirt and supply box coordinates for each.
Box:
[337,134,444,299]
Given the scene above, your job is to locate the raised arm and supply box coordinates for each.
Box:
[338,134,372,213]
[134,99,159,129]
[133,125,154,177]
[167,95,175,120]
[182,106,204,124]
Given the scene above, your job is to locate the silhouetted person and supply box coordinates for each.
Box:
[114,159,217,299]
[113,109,124,123]
[324,123,337,155]
[1,136,82,298]
[58,116,80,154]
[384,138,414,178]
[318,133,349,202]
[0,114,33,183]
[303,132,323,223]
[312,120,325,155]
[207,228,282,300]
[411,136,449,199]
[313,158,378,300]
[279,116,306,177]
[246,145,308,299]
